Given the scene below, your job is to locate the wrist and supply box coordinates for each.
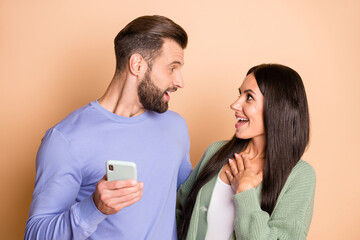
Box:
[236,184,254,194]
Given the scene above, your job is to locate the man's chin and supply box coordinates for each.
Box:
[154,102,168,113]
[156,106,168,113]
[140,98,168,113]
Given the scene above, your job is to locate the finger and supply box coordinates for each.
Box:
[242,154,252,169]
[112,188,143,204]
[225,170,234,182]
[235,153,244,171]
[110,183,143,198]
[106,179,138,190]
[228,158,238,175]
[105,190,143,212]
[115,193,143,211]
[95,175,110,192]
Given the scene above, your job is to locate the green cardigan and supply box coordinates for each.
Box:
[176,141,316,240]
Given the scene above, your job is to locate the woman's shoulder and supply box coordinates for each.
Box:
[196,140,228,169]
[294,160,316,175]
[288,159,316,185]
[205,140,228,153]
[274,160,316,209]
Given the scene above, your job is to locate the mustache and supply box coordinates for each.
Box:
[165,87,178,93]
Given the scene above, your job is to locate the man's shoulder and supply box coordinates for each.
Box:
[51,102,97,136]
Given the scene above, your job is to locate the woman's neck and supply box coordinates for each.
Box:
[244,135,266,161]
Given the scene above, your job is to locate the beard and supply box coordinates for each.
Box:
[137,70,170,113]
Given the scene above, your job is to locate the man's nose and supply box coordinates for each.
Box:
[174,73,184,88]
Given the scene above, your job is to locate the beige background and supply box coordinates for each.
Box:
[1,0,359,239]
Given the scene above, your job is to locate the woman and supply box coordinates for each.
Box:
[177,64,316,240]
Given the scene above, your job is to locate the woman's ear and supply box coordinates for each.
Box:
[129,53,148,76]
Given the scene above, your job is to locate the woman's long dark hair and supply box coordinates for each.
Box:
[178,64,310,239]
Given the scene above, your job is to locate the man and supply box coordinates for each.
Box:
[25,15,192,239]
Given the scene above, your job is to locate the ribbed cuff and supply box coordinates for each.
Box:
[233,188,262,214]
[73,195,107,231]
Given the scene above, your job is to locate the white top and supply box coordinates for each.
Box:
[205,175,235,240]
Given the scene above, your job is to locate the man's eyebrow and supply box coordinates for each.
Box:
[238,88,257,95]
[169,60,184,66]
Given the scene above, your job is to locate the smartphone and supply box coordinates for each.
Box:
[106,160,137,181]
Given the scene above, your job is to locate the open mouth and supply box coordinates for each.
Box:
[163,91,171,101]
[236,117,249,123]
[164,88,177,100]
[235,115,249,128]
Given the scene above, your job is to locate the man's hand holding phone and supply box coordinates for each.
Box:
[93,160,143,215]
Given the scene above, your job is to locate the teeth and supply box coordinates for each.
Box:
[236,117,248,121]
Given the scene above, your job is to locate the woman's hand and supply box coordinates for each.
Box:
[225,153,263,194]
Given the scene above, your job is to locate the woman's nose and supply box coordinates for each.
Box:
[230,98,242,111]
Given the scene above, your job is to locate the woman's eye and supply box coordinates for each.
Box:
[247,94,253,100]
[170,67,175,72]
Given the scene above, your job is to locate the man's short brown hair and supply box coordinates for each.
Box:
[114,15,188,73]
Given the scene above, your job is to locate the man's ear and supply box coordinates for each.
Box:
[129,53,148,76]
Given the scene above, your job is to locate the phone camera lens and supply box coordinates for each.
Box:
[109,165,114,171]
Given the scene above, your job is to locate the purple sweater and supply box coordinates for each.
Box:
[25,100,192,239]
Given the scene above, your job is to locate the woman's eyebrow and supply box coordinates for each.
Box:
[239,88,257,95]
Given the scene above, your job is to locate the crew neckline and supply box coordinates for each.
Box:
[91,99,151,123]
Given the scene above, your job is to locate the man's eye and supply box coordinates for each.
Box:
[170,67,175,72]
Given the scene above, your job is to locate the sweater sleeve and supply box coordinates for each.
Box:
[177,127,193,189]
[24,128,107,240]
[233,161,316,240]
[176,150,203,226]
[176,141,227,227]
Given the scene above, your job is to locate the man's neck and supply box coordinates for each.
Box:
[98,72,145,117]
